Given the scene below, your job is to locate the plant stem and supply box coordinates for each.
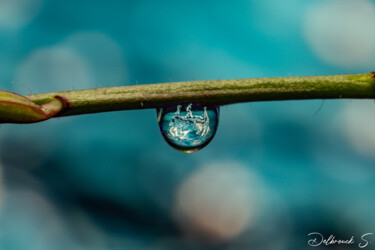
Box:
[26,72,375,117]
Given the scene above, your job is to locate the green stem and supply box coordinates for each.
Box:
[24,72,375,117]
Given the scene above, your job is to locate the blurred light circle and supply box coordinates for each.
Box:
[0,188,68,249]
[173,161,262,243]
[0,0,43,29]
[312,100,375,183]
[250,0,305,36]
[15,46,93,94]
[304,0,375,69]
[63,32,127,86]
[341,100,375,159]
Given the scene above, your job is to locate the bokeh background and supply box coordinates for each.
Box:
[1,0,375,249]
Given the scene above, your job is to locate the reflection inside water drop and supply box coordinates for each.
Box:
[157,104,219,153]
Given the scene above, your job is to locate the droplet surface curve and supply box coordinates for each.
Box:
[157,104,219,153]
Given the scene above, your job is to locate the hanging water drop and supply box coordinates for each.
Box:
[157,103,219,153]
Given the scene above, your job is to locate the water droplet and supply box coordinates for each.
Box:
[157,104,219,153]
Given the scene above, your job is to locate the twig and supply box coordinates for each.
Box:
[1,72,374,123]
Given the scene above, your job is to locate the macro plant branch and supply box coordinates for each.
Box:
[0,72,374,124]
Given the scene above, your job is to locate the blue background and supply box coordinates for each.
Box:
[0,0,375,249]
